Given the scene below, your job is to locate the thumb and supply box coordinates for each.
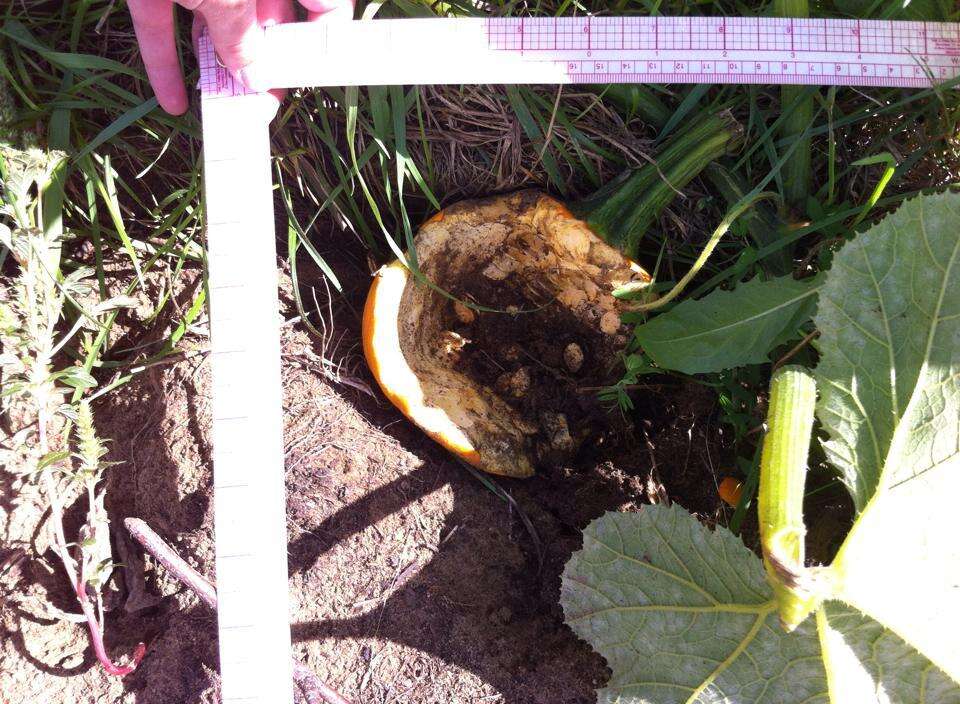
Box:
[299,0,354,21]
[195,0,269,90]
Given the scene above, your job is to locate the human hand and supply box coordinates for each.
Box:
[128,0,354,115]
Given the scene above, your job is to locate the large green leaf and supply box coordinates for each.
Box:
[633,276,819,375]
[563,192,960,703]
[817,603,960,703]
[814,193,960,510]
[563,505,827,704]
[828,204,960,681]
[562,506,960,704]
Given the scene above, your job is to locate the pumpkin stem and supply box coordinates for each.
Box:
[758,365,832,631]
[574,111,742,258]
[775,0,813,220]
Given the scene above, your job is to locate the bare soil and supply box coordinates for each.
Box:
[1,235,729,704]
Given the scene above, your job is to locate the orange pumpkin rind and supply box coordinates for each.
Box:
[362,190,651,477]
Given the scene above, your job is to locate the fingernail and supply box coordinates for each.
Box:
[236,63,269,93]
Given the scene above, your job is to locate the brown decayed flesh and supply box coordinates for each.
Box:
[391,190,650,477]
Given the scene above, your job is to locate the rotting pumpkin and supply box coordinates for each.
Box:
[362,190,652,477]
[362,113,740,477]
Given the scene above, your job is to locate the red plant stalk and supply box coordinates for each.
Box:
[38,408,144,677]
[124,517,352,704]
[74,574,146,676]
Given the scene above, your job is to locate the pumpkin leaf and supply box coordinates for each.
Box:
[813,192,960,510]
[563,192,960,703]
[562,505,826,703]
[825,196,960,680]
[814,189,960,644]
[562,505,960,703]
[633,275,820,375]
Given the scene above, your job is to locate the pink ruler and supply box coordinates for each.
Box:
[219,16,960,89]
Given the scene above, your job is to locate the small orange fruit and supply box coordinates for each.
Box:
[718,476,744,507]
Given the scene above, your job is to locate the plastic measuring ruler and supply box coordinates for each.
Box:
[197,15,960,704]
[199,37,294,704]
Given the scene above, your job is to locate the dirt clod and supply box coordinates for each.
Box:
[563,343,585,373]
[495,367,532,399]
[452,300,475,324]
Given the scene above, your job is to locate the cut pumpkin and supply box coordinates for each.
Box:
[362,190,651,478]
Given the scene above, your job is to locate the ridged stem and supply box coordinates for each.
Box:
[775,0,813,217]
[758,365,818,630]
[577,112,741,257]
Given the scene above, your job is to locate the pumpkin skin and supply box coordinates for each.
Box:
[362,190,650,477]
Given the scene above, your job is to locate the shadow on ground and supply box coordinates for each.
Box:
[274,247,727,703]
[1,239,726,704]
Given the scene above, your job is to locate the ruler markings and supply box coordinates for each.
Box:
[201,29,294,704]
[246,17,960,87]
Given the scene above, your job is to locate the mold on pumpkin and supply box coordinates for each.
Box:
[363,190,651,477]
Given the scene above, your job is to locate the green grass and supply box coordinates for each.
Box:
[1,0,958,518]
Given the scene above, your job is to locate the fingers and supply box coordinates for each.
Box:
[128,0,189,115]
[298,0,354,21]
[191,0,269,90]
[258,0,294,26]
[130,0,301,115]
[257,0,293,104]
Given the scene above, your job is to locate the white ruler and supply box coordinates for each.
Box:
[199,36,294,704]
[198,15,959,704]
[257,17,960,87]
